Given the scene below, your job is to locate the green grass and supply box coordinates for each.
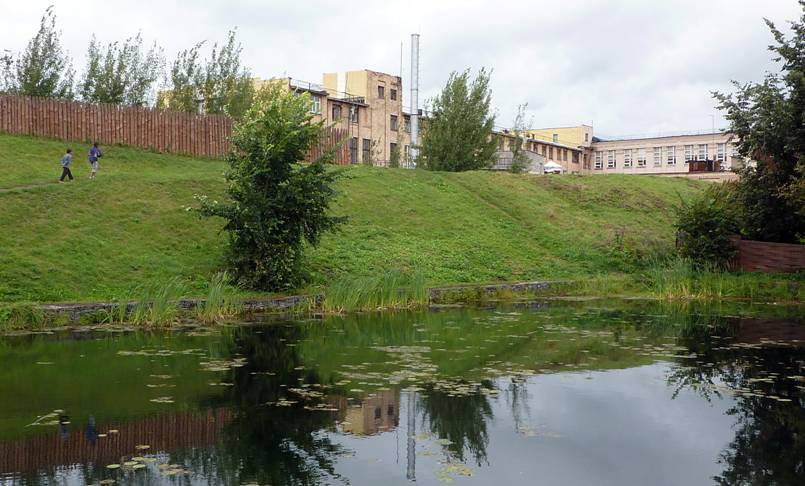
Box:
[2,132,796,309]
[321,269,428,312]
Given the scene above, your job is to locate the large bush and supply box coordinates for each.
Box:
[197,85,344,290]
[675,185,739,269]
[714,4,805,243]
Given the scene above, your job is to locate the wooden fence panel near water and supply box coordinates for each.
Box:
[0,95,350,164]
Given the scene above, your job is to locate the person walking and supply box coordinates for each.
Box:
[59,148,74,183]
[88,142,102,180]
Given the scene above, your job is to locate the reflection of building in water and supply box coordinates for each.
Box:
[339,389,399,436]
[0,409,232,475]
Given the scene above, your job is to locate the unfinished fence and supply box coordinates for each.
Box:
[0,95,351,163]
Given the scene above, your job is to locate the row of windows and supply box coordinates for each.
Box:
[348,137,409,164]
[593,144,729,170]
[377,85,398,101]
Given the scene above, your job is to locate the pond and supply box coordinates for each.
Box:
[0,299,803,485]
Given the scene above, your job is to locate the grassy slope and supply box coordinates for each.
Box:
[0,133,704,303]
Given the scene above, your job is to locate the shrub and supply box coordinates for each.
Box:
[197,85,345,290]
[674,185,739,269]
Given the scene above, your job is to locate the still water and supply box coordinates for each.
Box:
[0,300,803,485]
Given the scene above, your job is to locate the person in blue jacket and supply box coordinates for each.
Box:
[58,148,73,182]
[88,142,102,180]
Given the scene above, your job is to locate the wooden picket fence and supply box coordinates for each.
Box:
[0,95,350,163]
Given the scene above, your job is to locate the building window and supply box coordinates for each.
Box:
[549,147,554,160]
[362,138,372,163]
[390,114,398,131]
[390,88,397,100]
[607,150,616,169]
[572,151,579,164]
[666,146,676,165]
[349,137,358,164]
[623,149,632,168]
[585,133,589,142]
[404,144,410,160]
[310,95,321,114]
[390,142,398,164]
[332,104,342,120]
[637,148,646,167]
[698,144,708,161]
[552,133,559,143]
[349,106,358,124]
[594,152,603,170]
[717,143,726,162]
[404,115,411,132]
[377,85,385,99]
[684,145,694,162]
[653,147,662,167]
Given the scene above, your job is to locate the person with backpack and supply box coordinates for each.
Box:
[88,142,102,180]
[59,148,74,183]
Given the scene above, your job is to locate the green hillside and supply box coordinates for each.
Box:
[0,134,704,303]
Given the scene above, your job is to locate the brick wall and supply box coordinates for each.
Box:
[731,238,805,273]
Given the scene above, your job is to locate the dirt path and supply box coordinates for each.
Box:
[0,181,59,194]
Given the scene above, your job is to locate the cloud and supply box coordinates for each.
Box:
[1,0,801,135]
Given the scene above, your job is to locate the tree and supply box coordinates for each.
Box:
[79,33,164,106]
[509,103,531,174]
[420,69,497,171]
[1,7,74,98]
[160,42,204,113]
[388,143,401,168]
[674,184,740,269]
[196,85,344,290]
[161,30,253,118]
[713,2,805,243]
[201,30,254,118]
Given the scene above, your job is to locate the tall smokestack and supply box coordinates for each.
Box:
[410,33,420,164]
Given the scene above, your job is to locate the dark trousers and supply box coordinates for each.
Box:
[60,167,73,181]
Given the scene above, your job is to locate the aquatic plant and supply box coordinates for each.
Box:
[129,277,187,327]
[197,272,242,323]
[321,269,428,313]
[0,302,45,330]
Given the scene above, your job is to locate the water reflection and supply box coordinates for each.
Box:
[0,301,802,485]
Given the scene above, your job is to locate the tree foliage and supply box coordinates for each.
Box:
[713,1,805,243]
[79,33,164,106]
[420,69,497,171]
[196,85,344,290]
[161,30,253,118]
[675,185,740,269]
[509,103,531,174]
[1,6,74,98]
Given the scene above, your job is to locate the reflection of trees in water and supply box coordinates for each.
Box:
[666,316,805,485]
[418,380,494,466]
[199,324,347,486]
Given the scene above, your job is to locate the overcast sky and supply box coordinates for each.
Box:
[1,0,801,137]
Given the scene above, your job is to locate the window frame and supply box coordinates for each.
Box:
[390,88,397,101]
[623,149,632,168]
[607,150,616,169]
[697,144,708,161]
[653,147,662,167]
[594,152,603,170]
[310,95,321,114]
[636,148,647,168]
[377,85,385,99]
[666,146,676,165]
[390,114,398,131]
[684,145,694,163]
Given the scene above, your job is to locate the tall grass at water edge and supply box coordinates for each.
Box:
[641,257,802,301]
[321,270,428,313]
[196,272,242,323]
